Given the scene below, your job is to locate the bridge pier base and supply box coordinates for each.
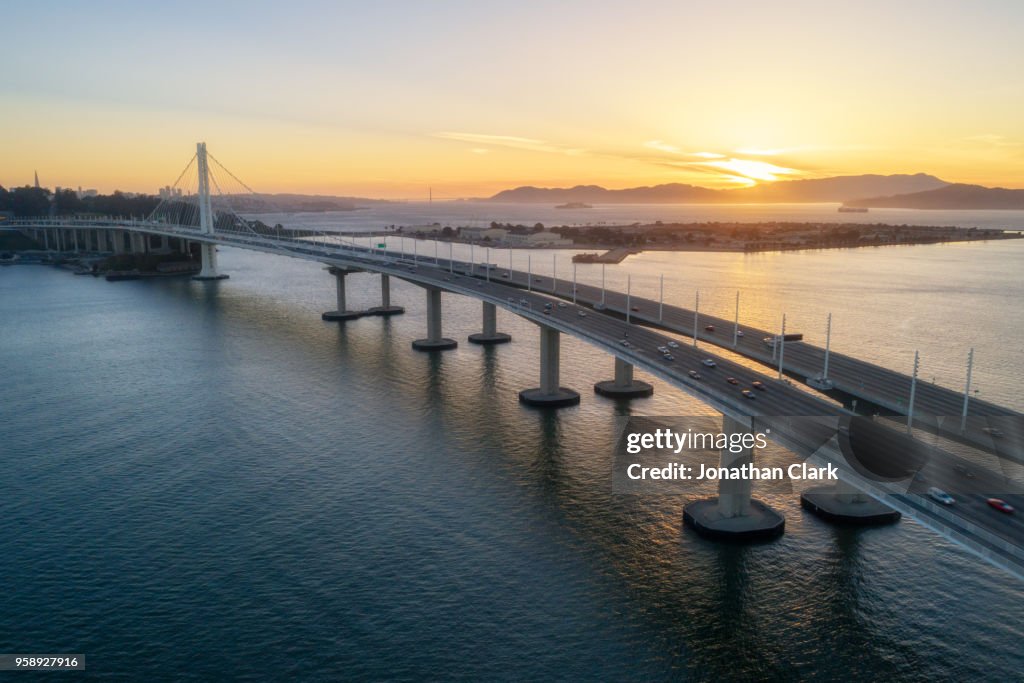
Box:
[519,325,580,407]
[594,357,653,398]
[684,414,785,540]
[366,273,404,316]
[801,478,901,525]
[193,242,229,281]
[468,301,511,344]
[413,287,457,350]
[322,267,360,320]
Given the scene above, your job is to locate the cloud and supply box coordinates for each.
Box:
[963,134,1022,148]
[643,141,725,159]
[435,131,585,155]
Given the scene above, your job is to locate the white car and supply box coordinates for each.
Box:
[558,302,567,308]
[928,487,955,506]
[702,359,716,368]
[578,311,587,317]
[736,330,745,337]
[667,341,679,349]
[657,346,669,353]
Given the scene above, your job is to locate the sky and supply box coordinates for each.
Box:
[2,0,1023,198]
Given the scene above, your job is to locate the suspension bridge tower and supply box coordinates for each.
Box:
[193,142,229,281]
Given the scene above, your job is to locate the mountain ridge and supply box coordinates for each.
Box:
[487,173,949,204]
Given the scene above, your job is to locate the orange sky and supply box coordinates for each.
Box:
[3,1,1023,198]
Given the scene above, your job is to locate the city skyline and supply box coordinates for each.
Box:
[3,0,1023,198]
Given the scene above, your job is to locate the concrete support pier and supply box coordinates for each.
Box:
[193,242,229,281]
[684,414,785,540]
[801,478,901,525]
[594,357,653,398]
[366,274,405,316]
[518,325,580,407]
[322,267,361,320]
[412,287,457,350]
[468,301,512,344]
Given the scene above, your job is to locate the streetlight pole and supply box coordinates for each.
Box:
[601,264,606,305]
[528,254,532,292]
[552,254,557,293]
[626,275,632,324]
[778,314,787,379]
[732,291,739,347]
[823,312,832,381]
[470,243,474,275]
[486,247,491,283]
[572,263,577,305]
[907,350,920,434]
[693,290,699,348]
[960,347,974,433]
[659,274,664,322]
[449,242,454,274]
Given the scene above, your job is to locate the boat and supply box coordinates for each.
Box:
[572,252,601,263]
[838,206,868,213]
[0,252,20,265]
[555,202,593,209]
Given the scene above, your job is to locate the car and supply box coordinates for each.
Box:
[620,340,631,348]
[662,354,674,361]
[543,309,550,314]
[726,377,739,385]
[558,302,567,308]
[667,341,679,349]
[594,303,606,311]
[688,370,701,380]
[987,498,1015,514]
[704,325,715,332]
[631,306,639,312]
[741,389,755,399]
[736,330,745,337]
[578,311,587,317]
[751,381,766,391]
[702,358,716,368]
[502,273,510,278]
[928,487,955,505]
[657,346,668,353]
[520,298,529,306]
[953,464,976,479]
[982,427,1004,438]
[544,302,553,309]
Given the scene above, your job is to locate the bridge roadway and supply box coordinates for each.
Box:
[460,256,1024,465]
[12,219,1024,578]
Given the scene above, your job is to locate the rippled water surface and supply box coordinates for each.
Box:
[2,240,1023,680]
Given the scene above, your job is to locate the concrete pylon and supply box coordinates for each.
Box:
[367,273,404,316]
[683,414,785,540]
[194,242,228,280]
[468,301,511,344]
[800,477,900,525]
[322,267,362,320]
[594,357,653,398]
[518,325,580,407]
[412,287,457,350]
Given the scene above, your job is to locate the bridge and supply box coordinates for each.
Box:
[7,143,1024,580]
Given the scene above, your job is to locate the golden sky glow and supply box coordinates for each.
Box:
[2,1,1023,198]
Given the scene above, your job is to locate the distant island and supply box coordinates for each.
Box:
[555,202,592,209]
[485,174,1024,210]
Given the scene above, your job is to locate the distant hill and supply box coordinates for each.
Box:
[488,174,949,204]
[845,184,1024,210]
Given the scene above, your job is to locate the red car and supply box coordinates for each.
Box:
[751,381,766,391]
[987,498,1015,514]
[726,377,739,385]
